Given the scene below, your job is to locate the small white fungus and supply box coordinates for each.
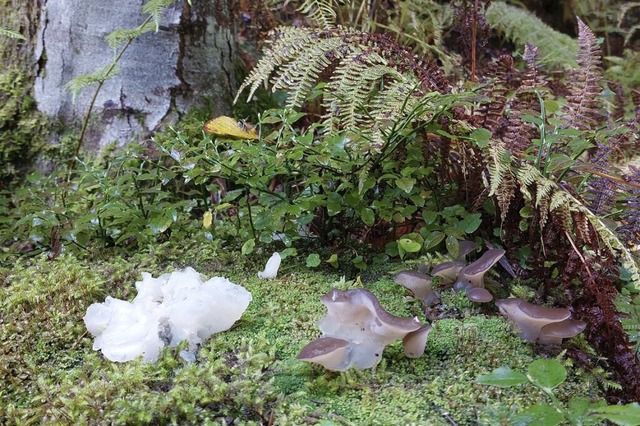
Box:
[83,267,252,363]
[257,252,281,279]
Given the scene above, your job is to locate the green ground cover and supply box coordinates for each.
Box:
[0,241,602,425]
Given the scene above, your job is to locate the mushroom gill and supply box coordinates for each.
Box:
[539,319,586,345]
[297,337,350,371]
[430,261,465,285]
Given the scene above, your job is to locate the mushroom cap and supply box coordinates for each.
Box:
[431,261,465,285]
[455,240,478,262]
[453,248,505,290]
[403,324,432,358]
[518,301,571,321]
[466,287,493,303]
[394,271,440,306]
[496,298,573,342]
[319,289,423,343]
[297,337,351,371]
[539,319,586,345]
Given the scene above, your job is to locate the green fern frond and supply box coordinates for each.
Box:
[571,200,640,291]
[324,53,399,130]
[142,0,176,31]
[235,25,433,139]
[0,28,26,40]
[105,21,157,49]
[357,163,372,195]
[487,142,515,223]
[618,289,640,354]
[549,190,573,231]
[298,0,344,29]
[271,36,351,109]
[235,27,317,104]
[514,164,640,290]
[516,163,540,189]
[485,1,578,67]
[375,1,459,76]
[371,79,420,123]
[65,64,121,101]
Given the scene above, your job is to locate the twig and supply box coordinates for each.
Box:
[564,230,592,276]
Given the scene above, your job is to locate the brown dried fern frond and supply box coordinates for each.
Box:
[476,55,514,134]
[502,44,548,156]
[565,17,604,131]
[487,141,515,223]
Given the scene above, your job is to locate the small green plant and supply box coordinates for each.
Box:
[65,0,189,162]
[477,358,640,426]
[161,91,486,265]
[0,28,26,39]
[0,141,205,263]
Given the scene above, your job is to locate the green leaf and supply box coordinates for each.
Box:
[385,242,399,257]
[398,238,422,253]
[423,231,445,251]
[520,205,534,218]
[352,255,367,270]
[546,153,574,174]
[360,208,375,227]
[280,247,298,259]
[458,213,482,233]
[286,112,306,124]
[260,115,284,124]
[592,402,640,426]
[422,210,438,225]
[527,359,567,392]
[543,99,559,114]
[476,367,528,387]
[241,239,255,255]
[566,397,605,425]
[306,253,321,268]
[513,404,564,426]
[0,28,26,39]
[469,128,492,148]
[446,235,459,259]
[326,253,339,268]
[148,214,172,234]
[396,177,416,193]
[521,114,544,126]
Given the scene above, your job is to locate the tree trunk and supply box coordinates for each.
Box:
[33,0,237,152]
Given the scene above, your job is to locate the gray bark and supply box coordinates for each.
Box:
[34,0,236,151]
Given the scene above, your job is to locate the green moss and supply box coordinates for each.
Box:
[0,242,605,425]
[0,68,49,185]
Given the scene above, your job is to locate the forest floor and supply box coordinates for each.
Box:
[0,240,604,425]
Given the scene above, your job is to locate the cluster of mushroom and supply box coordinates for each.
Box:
[394,241,503,307]
[297,288,431,371]
[298,243,586,372]
[394,242,586,346]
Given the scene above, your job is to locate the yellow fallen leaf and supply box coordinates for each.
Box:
[203,116,258,139]
[203,210,213,229]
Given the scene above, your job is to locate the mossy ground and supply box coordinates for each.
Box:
[0,241,603,425]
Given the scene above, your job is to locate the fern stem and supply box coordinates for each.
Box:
[245,191,256,239]
[470,0,479,82]
[533,90,549,175]
[71,14,154,170]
